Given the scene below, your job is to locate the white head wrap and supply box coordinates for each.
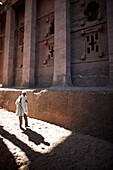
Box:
[22,90,26,94]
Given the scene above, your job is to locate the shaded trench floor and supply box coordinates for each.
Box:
[0,108,113,170]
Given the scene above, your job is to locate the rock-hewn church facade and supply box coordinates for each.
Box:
[0,0,113,142]
[0,0,113,88]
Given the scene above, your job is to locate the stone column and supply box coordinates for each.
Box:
[22,0,36,87]
[3,7,15,87]
[107,0,113,86]
[53,0,72,86]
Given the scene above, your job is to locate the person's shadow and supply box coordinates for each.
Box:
[22,128,50,146]
[0,125,50,169]
[0,126,19,169]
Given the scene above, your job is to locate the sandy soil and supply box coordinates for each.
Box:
[0,108,113,170]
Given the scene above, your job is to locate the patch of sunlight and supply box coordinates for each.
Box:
[20,118,72,154]
[0,84,2,87]
[0,108,72,156]
[0,0,6,4]
[34,89,48,99]
[1,136,29,164]
[36,128,72,154]
[22,127,72,154]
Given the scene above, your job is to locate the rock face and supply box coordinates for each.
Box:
[0,88,113,142]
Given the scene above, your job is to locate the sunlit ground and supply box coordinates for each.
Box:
[0,108,113,170]
[0,108,72,165]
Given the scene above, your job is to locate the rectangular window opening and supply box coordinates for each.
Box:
[87,36,89,42]
[87,47,90,53]
[95,33,98,40]
[96,45,99,52]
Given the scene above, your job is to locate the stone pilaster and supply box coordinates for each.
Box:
[107,0,113,86]
[22,0,36,88]
[53,0,72,86]
[3,7,15,87]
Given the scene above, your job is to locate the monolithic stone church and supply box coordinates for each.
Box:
[0,0,113,88]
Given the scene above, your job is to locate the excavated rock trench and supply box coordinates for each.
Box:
[0,108,113,170]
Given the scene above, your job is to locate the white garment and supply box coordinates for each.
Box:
[21,94,28,114]
[15,96,24,116]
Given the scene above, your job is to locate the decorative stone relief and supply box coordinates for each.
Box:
[44,44,54,65]
[86,33,100,54]
[43,17,54,65]
[71,0,108,86]
[80,25,105,61]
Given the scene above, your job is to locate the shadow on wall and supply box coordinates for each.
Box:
[0,125,113,170]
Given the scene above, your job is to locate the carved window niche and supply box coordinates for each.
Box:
[86,33,99,53]
[49,20,54,35]
[80,24,108,62]
[84,1,100,21]
[44,44,54,65]
[0,37,4,52]
[43,17,54,65]
[49,45,54,58]
[44,19,54,38]
[83,1,104,23]
[18,24,24,47]
[85,32,104,59]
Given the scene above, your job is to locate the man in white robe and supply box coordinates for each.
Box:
[15,90,29,129]
[21,90,29,128]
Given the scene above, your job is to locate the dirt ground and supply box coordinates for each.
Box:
[0,108,113,170]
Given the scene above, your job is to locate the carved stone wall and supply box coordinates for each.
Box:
[0,13,5,84]
[13,2,25,87]
[35,0,54,87]
[70,0,109,86]
[0,0,112,88]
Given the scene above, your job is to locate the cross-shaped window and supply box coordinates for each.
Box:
[49,45,54,58]
[86,33,99,54]
[89,35,97,51]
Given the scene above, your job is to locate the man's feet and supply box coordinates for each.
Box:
[25,123,29,128]
[25,125,30,128]
[19,126,24,130]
